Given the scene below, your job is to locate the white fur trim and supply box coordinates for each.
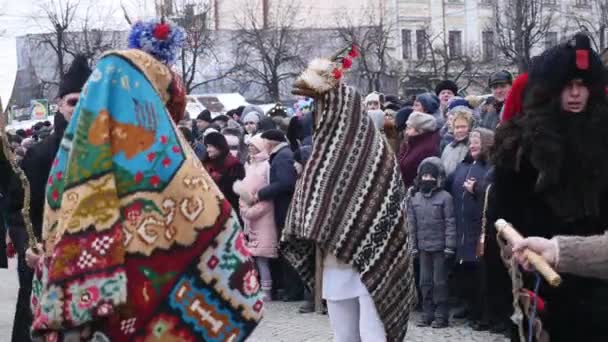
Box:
[298,58,340,93]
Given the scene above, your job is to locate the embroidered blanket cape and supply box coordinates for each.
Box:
[283,79,416,341]
[30,50,262,341]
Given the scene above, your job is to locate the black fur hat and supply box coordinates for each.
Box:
[58,55,91,98]
[529,32,605,94]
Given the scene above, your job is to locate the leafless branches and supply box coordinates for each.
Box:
[232,0,307,101]
[492,0,556,72]
[333,5,400,94]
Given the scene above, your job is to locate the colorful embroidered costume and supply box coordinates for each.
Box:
[30,50,262,341]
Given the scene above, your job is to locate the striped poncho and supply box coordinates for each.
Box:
[283,64,416,341]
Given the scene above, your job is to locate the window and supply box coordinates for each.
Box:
[543,0,557,5]
[449,31,462,57]
[482,31,495,61]
[416,30,427,60]
[402,29,412,59]
[545,32,558,50]
[575,0,590,6]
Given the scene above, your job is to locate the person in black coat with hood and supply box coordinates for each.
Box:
[6,55,91,342]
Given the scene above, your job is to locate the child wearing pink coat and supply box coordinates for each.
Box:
[233,134,278,300]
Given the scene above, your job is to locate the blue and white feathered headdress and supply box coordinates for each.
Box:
[128,18,186,65]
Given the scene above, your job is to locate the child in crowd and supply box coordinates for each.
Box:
[407,157,457,328]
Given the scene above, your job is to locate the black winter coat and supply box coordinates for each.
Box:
[446,155,491,263]
[258,145,297,229]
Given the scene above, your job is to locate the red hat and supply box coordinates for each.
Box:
[501,73,529,123]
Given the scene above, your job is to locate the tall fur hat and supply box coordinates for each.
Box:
[529,32,605,94]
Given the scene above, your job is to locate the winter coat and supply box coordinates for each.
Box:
[407,190,457,252]
[202,153,246,213]
[446,155,492,263]
[398,130,441,188]
[257,144,297,229]
[233,154,278,258]
[441,138,469,176]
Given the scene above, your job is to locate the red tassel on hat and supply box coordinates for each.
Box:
[501,73,529,123]
[576,50,590,70]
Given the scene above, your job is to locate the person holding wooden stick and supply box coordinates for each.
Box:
[488,32,608,342]
[513,234,608,281]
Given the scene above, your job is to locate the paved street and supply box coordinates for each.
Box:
[0,260,507,342]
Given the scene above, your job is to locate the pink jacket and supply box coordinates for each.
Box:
[233,153,278,258]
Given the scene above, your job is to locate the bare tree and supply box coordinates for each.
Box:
[33,0,81,83]
[570,1,608,50]
[403,29,482,93]
[334,5,400,94]
[492,0,556,72]
[171,1,234,93]
[63,2,124,65]
[232,0,307,101]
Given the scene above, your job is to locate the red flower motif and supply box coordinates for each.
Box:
[48,176,53,186]
[243,269,260,296]
[125,202,143,223]
[150,175,161,187]
[253,299,264,313]
[348,44,359,58]
[153,23,171,40]
[162,157,171,167]
[147,152,156,162]
[332,68,343,80]
[207,256,219,269]
[56,171,63,181]
[160,135,168,144]
[53,158,59,167]
[342,57,353,69]
[172,146,180,153]
[52,189,59,201]
[235,232,251,257]
[134,171,144,184]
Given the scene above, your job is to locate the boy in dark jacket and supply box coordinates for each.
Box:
[407,157,456,328]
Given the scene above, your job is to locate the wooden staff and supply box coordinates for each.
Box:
[495,219,561,287]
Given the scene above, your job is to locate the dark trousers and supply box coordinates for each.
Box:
[453,261,490,323]
[419,251,449,322]
[9,225,33,342]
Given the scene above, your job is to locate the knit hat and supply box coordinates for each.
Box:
[261,129,287,143]
[248,133,267,152]
[197,110,212,122]
[435,80,459,96]
[365,92,381,104]
[242,111,261,124]
[418,160,440,179]
[203,132,229,152]
[528,32,605,95]
[489,70,513,88]
[367,110,385,130]
[416,157,446,186]
[406,112,437,133]
[446,97,473,113]
[212,114,230,124]
[257,117,277,133]
[415,93,440,114]
[395,106,414,131]
[58,55,91,98]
